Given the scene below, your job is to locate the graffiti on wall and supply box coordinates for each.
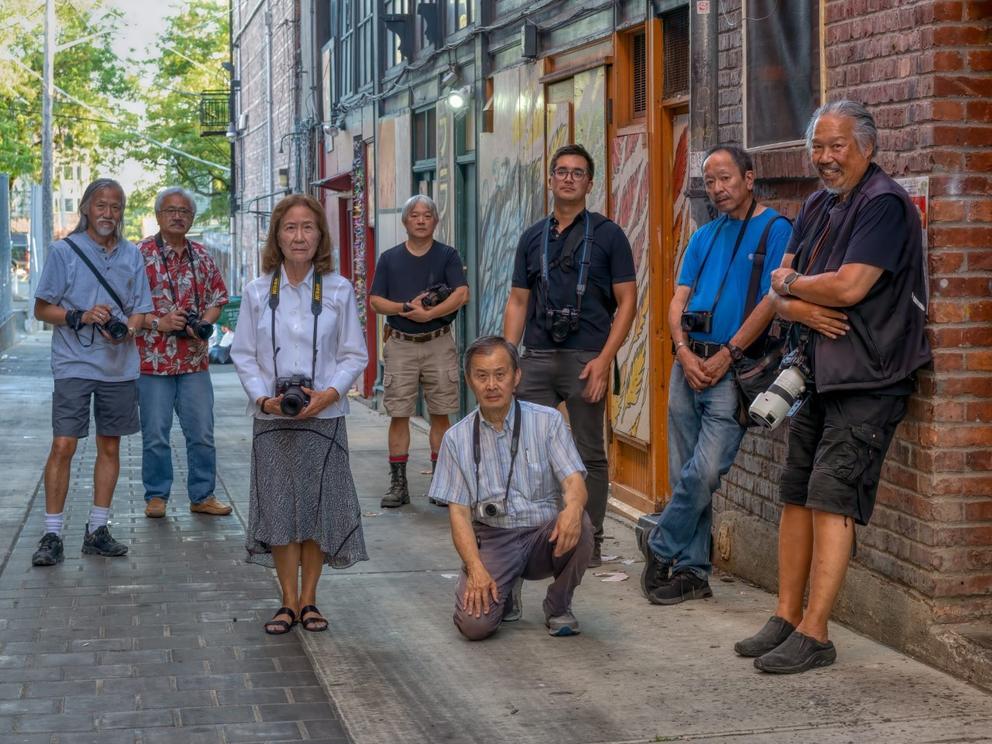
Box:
[477,65,545,336]
[573,67,607,215]
[352,139,368,328]
[609,132,651,441]
[436,101,451,244]
[672,115,694,278]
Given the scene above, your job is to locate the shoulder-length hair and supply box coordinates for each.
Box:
[260,194,334,275]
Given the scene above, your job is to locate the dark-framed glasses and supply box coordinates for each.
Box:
[551,167,588,181]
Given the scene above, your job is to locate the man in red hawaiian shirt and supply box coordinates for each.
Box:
[136,187,231,518]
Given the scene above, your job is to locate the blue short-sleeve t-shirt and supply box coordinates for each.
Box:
[677,208,792,344]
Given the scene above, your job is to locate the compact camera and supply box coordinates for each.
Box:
[275,374,312,417]
[100,316,129,341]
[171,310,214,340]
[421,283,453,309]
[680,310,713,335]
[546,306,580,343]
[475,499,507,521]
[748,348,813,430]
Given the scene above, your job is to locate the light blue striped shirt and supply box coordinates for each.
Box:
[428,398,587,528]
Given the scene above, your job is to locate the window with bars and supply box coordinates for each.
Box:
[662,7,689,100]
[339,0,354,97]
[632,31,647,117]
[356,0,374,88]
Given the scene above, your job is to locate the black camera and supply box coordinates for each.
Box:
[421,283,453,309]
[546,306,580,343]
[101,317,129,341]
[680,311,713,334]
[171,310,214,340]
[275,374,312,417]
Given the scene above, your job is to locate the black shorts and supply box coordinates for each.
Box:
[779,389,908,525]
[52,378,140,439]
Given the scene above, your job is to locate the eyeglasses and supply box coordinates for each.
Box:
[551,167,589,181]
[161,207,193,218]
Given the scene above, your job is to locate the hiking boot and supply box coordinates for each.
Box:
[545,608,581,637]
[144,498,167,518]
[648,570,712,605]
[381,460,410,508]
[190,497,233,516]
[503,577,524,623]
[32,532,64,567]
[640,549,671,599]
[587,541,602,568]
[754,630,837,674]
[81,524,128,557]
[734,616,796,657]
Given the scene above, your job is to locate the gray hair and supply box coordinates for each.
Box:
[71,178,127,242]
[805,100,878,159]
[401,194,439,223]
[464,335,520,377]
[154,186,197,217]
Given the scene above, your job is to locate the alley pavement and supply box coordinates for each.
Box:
[1,329,991,744]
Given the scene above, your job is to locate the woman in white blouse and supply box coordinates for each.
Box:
[231,194,369,635]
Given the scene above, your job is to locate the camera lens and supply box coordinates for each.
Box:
[280,392,306,417]
[192,321,213,340]
[483,503,499,517]
[103,319,128,340]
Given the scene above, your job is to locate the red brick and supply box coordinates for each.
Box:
[918,423,992,447]
[968,201,992,223]
[965,402,992,422]
[935,374,992,396]
[930,226,992,250]
[932,0,965,20]
[930,175,992,197]
[930,200,966,223]
[928,251,966,274]
[966,449,992,470]
[932,573,992,597]
[933,475,992,496]
[932,123,992,147]
[970,250,992,270]
[969,300,992,321]
[934,51,965,72]
[966,350,992,371]
[932,524,992,547]
[964,0,992,21]
[964,151,992,172]
[968,49,992,71]
[930,325,992,348]
[933,24,989,45]
[965,100,992,121]
[929,300,968,322]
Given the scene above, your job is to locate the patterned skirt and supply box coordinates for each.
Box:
[246,416,368,569]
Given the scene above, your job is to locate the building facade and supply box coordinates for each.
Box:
[231,0,992,684]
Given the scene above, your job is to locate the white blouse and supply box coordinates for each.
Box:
[231,266,369,419]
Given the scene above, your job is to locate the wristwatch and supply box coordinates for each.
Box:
[725,343,744,362]
[782,271,802,296]
[150,317,160,332]
[401,302,413,313]
[127,326,138,339]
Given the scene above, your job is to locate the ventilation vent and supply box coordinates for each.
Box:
[663,7,689,100]
[632,32,647,117]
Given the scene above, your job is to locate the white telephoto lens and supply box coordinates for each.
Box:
[749,366,807,430]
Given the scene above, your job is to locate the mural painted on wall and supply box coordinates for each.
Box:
[609,131,651,441]
[573,67,607,215]
[545,101,571,211]
[377,118,396,210]
[672,114,693,278]
[477,65,545,336]
[435,101,451,245]
[352,140,368,329]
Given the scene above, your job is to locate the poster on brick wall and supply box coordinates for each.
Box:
[895,176,929,250]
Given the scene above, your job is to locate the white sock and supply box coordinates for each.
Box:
[44,512,64,537]
[88,506,110,531]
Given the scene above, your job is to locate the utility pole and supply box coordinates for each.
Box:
[41,0,55,250]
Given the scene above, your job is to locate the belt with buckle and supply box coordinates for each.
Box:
[687,339,725,359]
[388,324,452,343]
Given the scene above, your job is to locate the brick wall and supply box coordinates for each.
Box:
[712,0,992,630]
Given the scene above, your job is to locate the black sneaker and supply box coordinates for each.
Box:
[32,532,64,566]
[81,524,128,557]
[734,616,796,657]
[753,630,836,674]
[648,570,713,605]
[640,549,671,599]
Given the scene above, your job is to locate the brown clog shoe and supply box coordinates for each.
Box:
[145,498,167,519]
[189,497,233,516]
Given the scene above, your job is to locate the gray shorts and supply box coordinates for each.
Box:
[52,378,140,438]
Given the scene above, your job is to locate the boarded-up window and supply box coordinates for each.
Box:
[745,0,821,148]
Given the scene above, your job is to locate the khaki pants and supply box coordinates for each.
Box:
[382,330,460,417]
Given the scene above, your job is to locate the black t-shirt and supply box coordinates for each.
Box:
[369,241,467,334]
[512,210,636,351]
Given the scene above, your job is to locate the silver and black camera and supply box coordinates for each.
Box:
[475,499,506,521]
[680,310,713,335]
[275,374,312,417]
[748,348,812,430]
[547,306,580,343]
[170,310,214,340]
[100,316,129,341]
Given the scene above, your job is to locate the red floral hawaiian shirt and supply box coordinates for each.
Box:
[136,235,229,375]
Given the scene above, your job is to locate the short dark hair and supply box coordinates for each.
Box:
[702,143,754,177]
[464,335,520,377]
[549,143,595,180]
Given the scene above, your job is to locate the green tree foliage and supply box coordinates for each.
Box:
[0,0,136,182]
[125,0,231,222]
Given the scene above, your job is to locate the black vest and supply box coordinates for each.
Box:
[795,164,932,392]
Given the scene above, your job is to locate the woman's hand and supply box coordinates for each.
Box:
[257,395,284,415]
[297,387,341,418]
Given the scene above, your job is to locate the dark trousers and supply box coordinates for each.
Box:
[517,349,608,543]
[453,514,594,641]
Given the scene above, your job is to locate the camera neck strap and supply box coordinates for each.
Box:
[541,211,592,312]
[154,233,201,313]
[268,265,322,384]
[63,237,128,318]
[683,197,757,316]
[473,398,522,505]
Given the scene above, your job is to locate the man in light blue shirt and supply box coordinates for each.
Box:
[428,336,592,639]
[31,178,152,566]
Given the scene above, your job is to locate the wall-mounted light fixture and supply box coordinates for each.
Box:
[277,167,290,191]
[446,85,471,111]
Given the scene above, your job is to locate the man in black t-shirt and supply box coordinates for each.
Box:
[735,101,930,674]
[370,195,469,508]
[503,144,637,567]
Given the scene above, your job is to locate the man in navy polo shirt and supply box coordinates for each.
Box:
[640,144,791,604]
[31,178,152,566]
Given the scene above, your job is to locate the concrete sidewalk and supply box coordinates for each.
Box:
[1,329,991,744]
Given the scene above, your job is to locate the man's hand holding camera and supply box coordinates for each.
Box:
[154,309,192,335]
[397,292,434,323]
[461,560,500,619]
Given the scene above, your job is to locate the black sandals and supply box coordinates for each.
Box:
[264,606,297,635]
[299,605,329,632]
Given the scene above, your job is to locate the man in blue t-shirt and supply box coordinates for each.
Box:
[641,144,791,605]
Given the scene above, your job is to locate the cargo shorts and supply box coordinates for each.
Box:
[779,389,908,525]
[382,329,460,417]
[52,377,140,438]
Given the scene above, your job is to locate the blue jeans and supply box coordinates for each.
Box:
[647,363,744,579]
[138,371,216,504]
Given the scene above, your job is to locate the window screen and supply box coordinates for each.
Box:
[662,7,689,100]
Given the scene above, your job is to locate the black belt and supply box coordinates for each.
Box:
[688,339,725,359]
[388,324,452,343]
